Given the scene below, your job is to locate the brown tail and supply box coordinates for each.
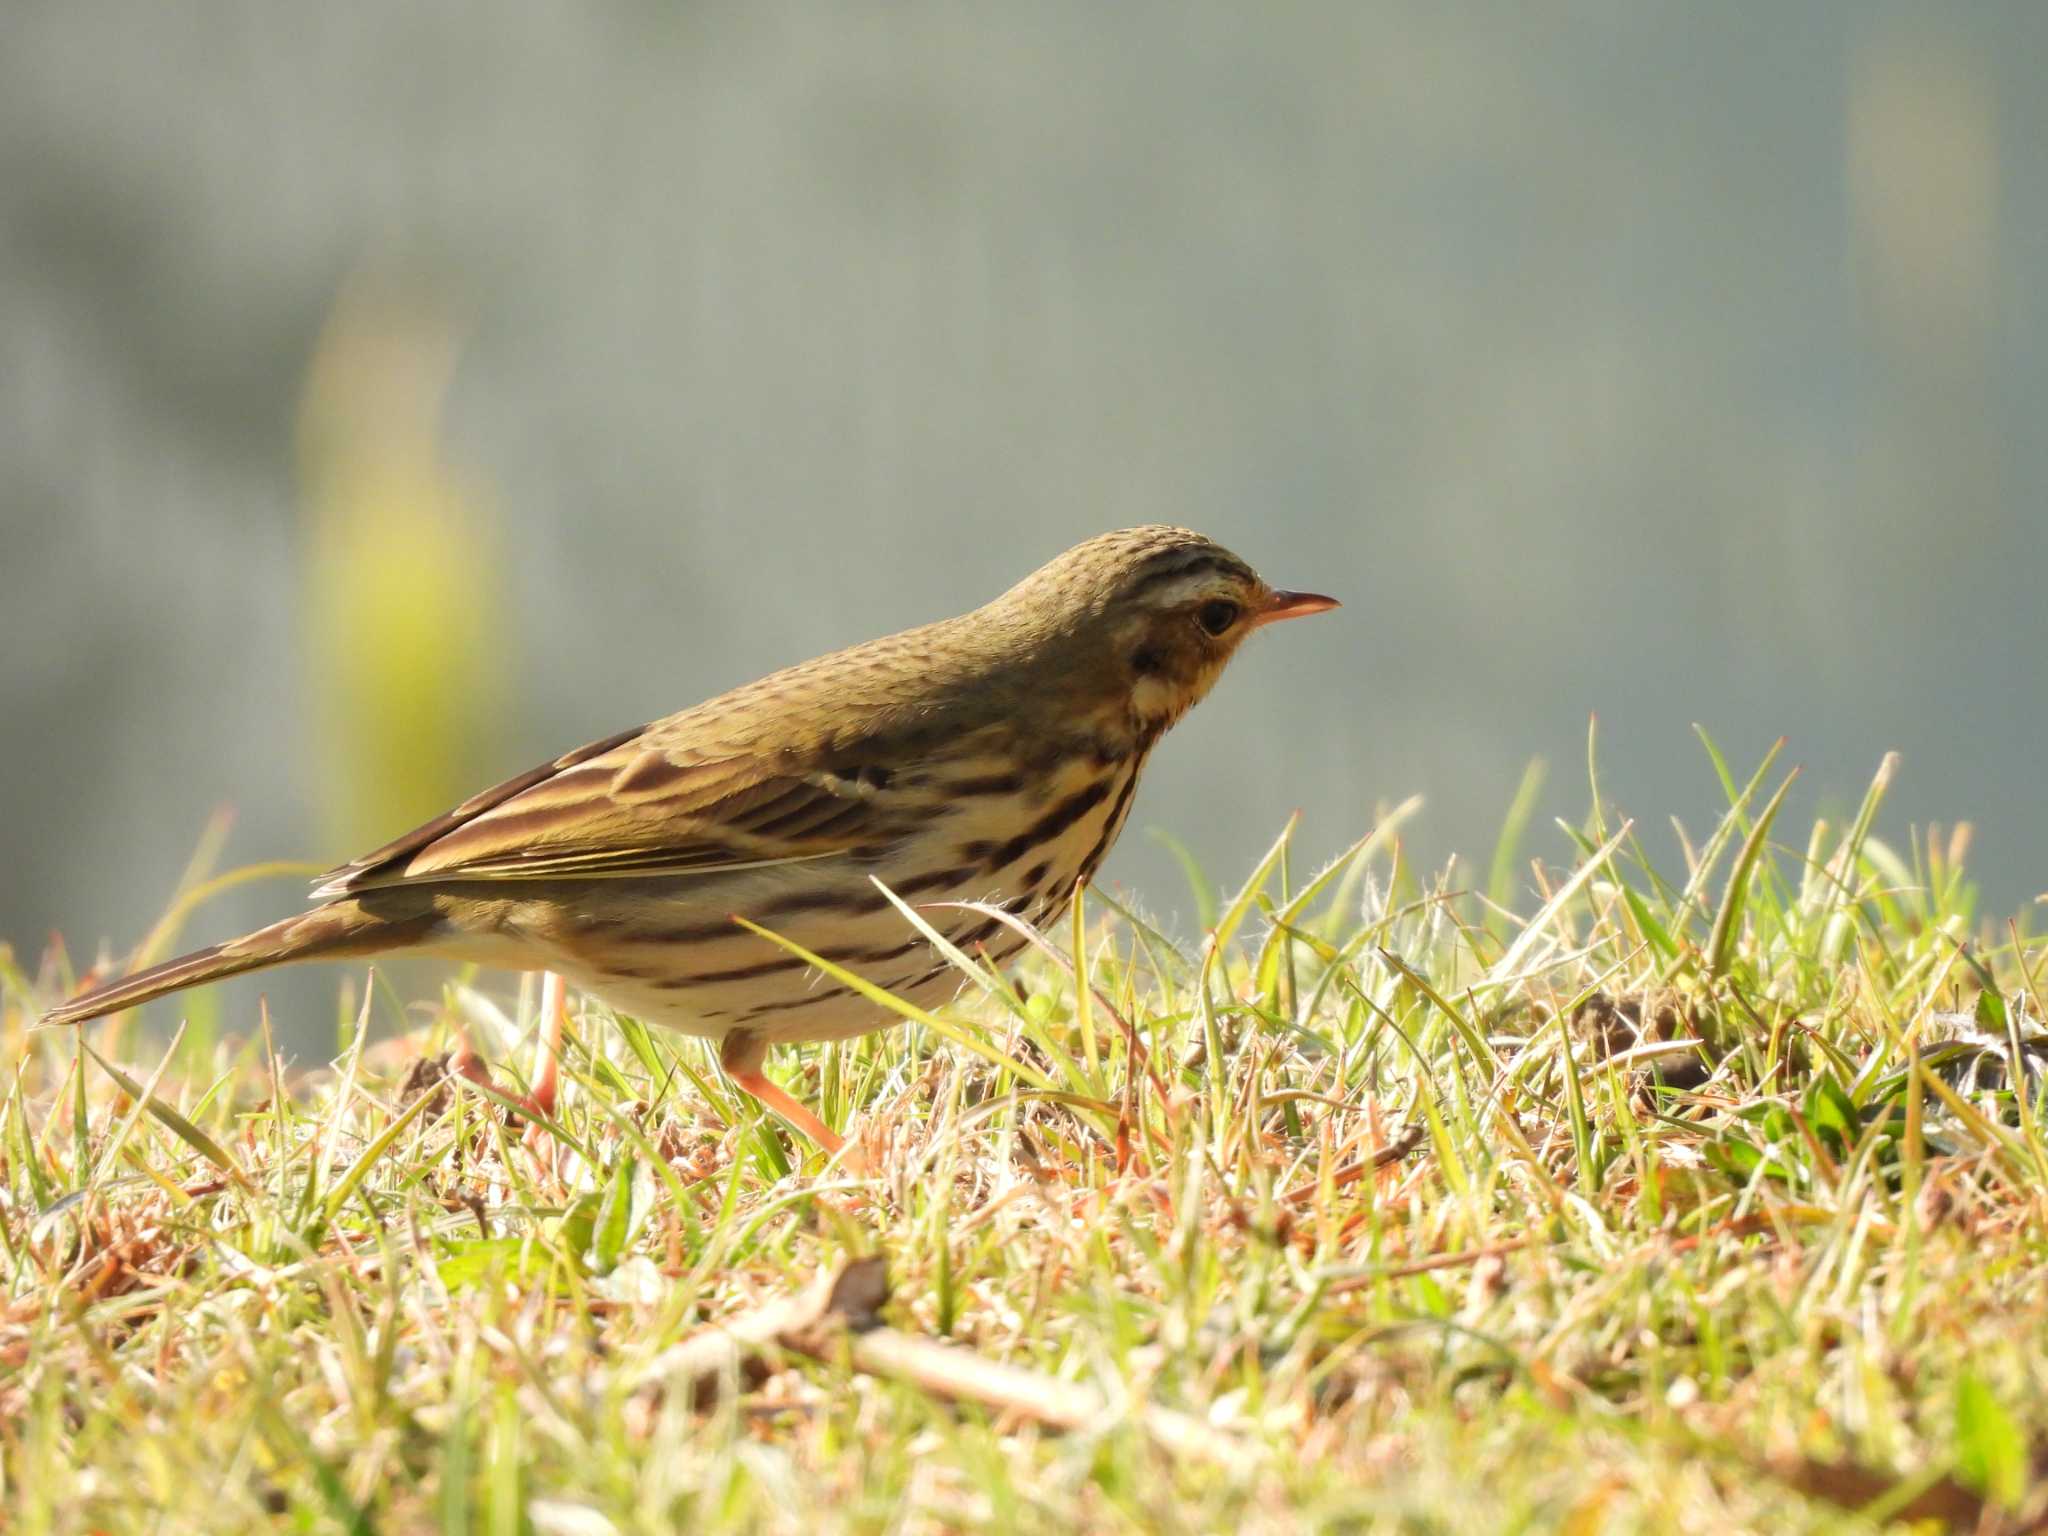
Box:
[39,898,440,1028]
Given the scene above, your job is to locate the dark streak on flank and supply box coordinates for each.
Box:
[951,916,1004,948]
[616,916,745,945]
[756,885,889,920]
[660,935,924,988]
[1072,759,1143,889]
[979,934,1031,970]
[735,930,1029,1023]
[659,960,787,989]
[747,860,979,920]
[987,777,1112,869]
[945,770,1026,797]
[892,863,982,897]
[739,988,845,1019]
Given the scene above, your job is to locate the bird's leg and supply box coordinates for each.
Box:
[514,973,571,1170]
[439,974,566,1149]
[719,1029,855,1165]
[446,1027,496,1094]
[524,971,567,1120]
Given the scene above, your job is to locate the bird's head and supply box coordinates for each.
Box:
[990,526,1339,743]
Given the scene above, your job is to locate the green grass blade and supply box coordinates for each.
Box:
[1705,767,1801,980]
[80,1034,252,1191]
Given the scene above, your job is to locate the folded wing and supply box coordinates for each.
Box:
[312,723,895,897]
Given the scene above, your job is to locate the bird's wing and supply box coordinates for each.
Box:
[311,722,902,897]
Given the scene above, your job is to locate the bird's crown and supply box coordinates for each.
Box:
[991,525,1260,622]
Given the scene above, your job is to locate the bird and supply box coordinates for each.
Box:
[42,527,1336,1159]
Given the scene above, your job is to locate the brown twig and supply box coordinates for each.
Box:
[645,1257,1256,1470]
[1281,1122,1424,1204]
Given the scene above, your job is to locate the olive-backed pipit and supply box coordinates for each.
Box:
[45,527,1336,1155]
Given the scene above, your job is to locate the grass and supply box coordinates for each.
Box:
[4,732,2047,1534]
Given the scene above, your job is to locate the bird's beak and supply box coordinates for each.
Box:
[1254,589,1341,628]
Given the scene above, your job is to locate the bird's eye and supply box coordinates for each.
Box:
[1195,599,1240,637]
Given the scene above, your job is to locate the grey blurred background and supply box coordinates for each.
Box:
[5,3,2043,1039]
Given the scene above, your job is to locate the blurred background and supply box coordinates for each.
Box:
[5,2,2043,1042]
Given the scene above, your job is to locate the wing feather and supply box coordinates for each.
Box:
[311,617,1019,901]
[312,725,899,897]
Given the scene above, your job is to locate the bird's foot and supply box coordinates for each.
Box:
[726,1067,872,1176]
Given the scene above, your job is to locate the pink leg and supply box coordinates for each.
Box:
[720,1030,860,1167]
[441,976,565,1149]
[525,971,566,1119]
[513,974,570,1167]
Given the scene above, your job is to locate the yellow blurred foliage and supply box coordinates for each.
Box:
[297,269,504,858]
[1848,21,1999,370]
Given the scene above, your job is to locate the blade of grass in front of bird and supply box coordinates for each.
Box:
[928,898,1163,1111]
[1487,760,1547,944]
[1257,798,1422,997]
[259,999,295,1210]
[733,917,1059,1094]
[1611,817,1685,952]
[1676,732,1786,939]
[81,1029,253,1192]
[1706,768,1800,981]
[71,1035,90,1192]
[1556,1001,1595,1190]
[928,899,1133,1035]
[578,1068,702,1236]
[868,878,1030,1025]
[306,982,375,1221]
[1194,817,1297,1134]
[1694,724,1745,828]
[1293,890,1424,1037]
[1086,884,1194,976]
[1818,753,1899,967]
[1071,882,1100,1083]
[587,1149,637,1275]
[1586,715,1609,847]
[12,1071,52,1209]
[612,1009,671,1089]
[1150,828,1220,932]
[1486,821,1632,990]
[1213,814,1296,961]
[451,1073,594,1165]
[1375,948,1498,1078]
[317,1082,441,1230]
[1915,1060,2033,1187]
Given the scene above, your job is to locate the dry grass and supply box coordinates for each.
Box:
[5,735,2047,1533]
